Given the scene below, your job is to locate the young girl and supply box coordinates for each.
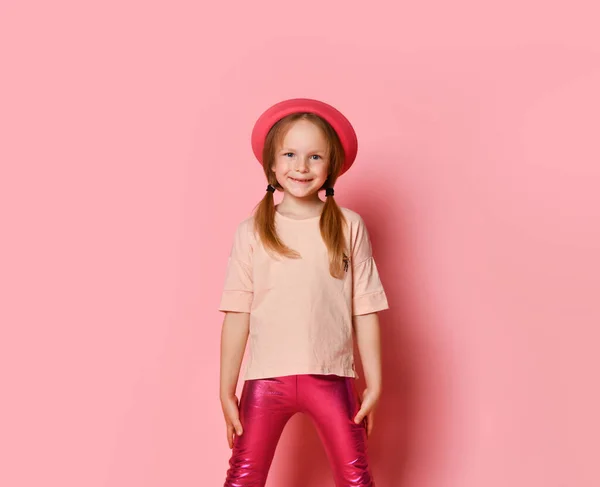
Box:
[218,98,389,486]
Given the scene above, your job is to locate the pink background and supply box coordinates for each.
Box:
[1,1,599,486]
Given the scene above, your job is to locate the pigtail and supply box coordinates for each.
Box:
[253,167,300,260]
[320,193,348,278]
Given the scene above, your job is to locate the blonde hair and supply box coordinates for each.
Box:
[253,113,348,279]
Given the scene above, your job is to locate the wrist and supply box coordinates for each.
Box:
[365,383,382,396]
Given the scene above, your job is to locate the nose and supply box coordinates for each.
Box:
[295,157,309,172]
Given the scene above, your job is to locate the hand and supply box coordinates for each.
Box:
[220,393,243,449]
[353,387,381,438]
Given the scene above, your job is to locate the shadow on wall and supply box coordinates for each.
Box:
[265,163,439,486]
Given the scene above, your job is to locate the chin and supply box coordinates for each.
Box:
[285,186,320,198]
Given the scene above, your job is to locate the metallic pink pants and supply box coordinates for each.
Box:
[224,374,375,487]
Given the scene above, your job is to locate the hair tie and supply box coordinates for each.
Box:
[325,188,334,197]
[266,184,276,193]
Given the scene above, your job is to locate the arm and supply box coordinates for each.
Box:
[219,311,250,398]
[349,216,389,437]
[353,311,382,394]
[218,219,255,447]
[352,311,383,438]
[219,311,250,448]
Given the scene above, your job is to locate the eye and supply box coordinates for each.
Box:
[310,155,321,160]
[283,152,294,157]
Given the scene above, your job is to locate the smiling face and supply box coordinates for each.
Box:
[270,118,330,201]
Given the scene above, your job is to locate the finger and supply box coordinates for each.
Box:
[367,414,374,437]
[354,407,366,424]
[227,424,234,449]
[355,395,375,422]
[234,419,243,436]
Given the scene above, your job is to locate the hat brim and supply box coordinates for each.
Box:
[251,98,358,176]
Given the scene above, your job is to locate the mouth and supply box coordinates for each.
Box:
[289,177,314,184]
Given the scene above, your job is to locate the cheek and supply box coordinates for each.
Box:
[272,158,288,174]
[315,163,329,179]
[271,161,289,183]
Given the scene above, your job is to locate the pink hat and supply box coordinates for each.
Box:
[251,98,358,176]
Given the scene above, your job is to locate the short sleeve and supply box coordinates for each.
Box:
[351,216,389,316]
[218,220,254,313]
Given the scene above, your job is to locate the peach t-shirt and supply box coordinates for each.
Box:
[218,206,389,380]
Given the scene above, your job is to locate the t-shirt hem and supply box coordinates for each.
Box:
[243,366,358,381]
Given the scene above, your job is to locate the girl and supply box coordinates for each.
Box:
[218,98,389,486]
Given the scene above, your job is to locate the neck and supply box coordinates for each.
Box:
[278,192,325,215]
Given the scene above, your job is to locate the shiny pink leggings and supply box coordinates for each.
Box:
[224,374,375,486]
